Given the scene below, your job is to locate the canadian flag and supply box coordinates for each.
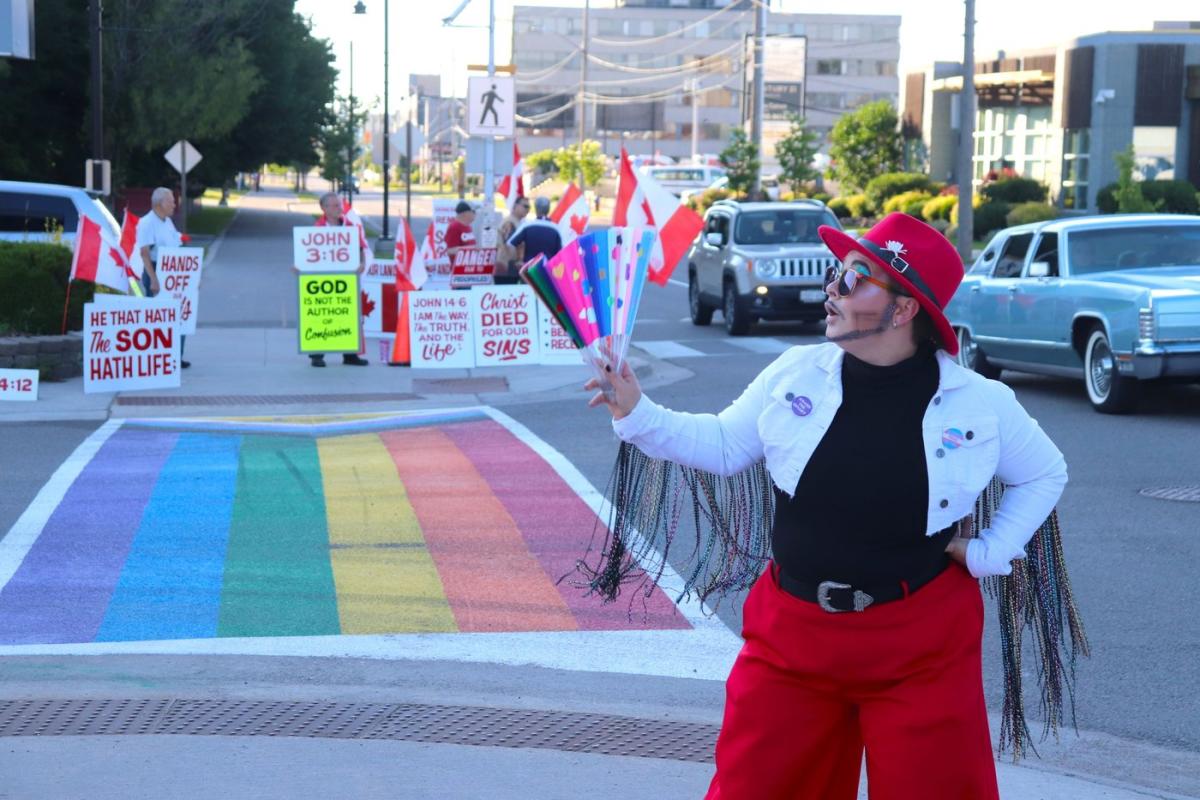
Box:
[613,147,705,286]
[70,216,138,293]
[119,209,141,274]
[394,216,429,291]
[340,198,370,253]
[549,183,590,245]
[496,141,525,210]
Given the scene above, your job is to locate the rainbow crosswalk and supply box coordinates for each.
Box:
[0,410,693,647]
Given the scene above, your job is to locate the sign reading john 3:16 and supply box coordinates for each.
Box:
[297,273,362,354]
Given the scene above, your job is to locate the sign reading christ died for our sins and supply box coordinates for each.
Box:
[293,226,359,272]
[297,273,362,354]
[83,298,182,394]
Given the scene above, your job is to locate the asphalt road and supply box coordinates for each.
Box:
[3,191,1198,758]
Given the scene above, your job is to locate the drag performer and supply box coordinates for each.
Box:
[584,213,1087,799]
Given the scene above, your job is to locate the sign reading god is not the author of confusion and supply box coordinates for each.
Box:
[297,273,362,354]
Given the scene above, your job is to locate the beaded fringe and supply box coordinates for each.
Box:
[974,477,1091,760]
[577,443,1089,761]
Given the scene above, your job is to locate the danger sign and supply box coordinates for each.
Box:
[450,247,496,288]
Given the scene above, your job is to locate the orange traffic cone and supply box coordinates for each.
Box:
[389,291,411,366]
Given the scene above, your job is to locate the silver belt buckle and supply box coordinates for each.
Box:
[816,580,874,613]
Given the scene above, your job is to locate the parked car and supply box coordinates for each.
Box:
[640,165,726,197]
[0,180,121,246]
[681,174,782,205]
[687,199,842,335]
[945,214,1200,413]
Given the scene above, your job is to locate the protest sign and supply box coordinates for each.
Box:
[361,257,397,336]
[450,247,496,288]
[297,273,362,354]
[472,285,540,366]
[0,369,38,402]
[408,290,474,369]
[155,246,204,335]
[293,226,359,272]
[424,199,457,288]
[83,298,181,394]
[536,302,582,366]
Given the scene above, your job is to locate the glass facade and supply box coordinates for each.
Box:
[971,106,1054,184]
[1132,126,1177,181]
[1061,128,1090,209]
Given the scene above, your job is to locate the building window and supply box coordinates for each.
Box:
[816,60,843,75]
[1061,127,1090,209]
[1132,126,1177,181]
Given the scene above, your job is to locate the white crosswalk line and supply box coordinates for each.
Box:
[725,337,795,354]
[636,340,709,359]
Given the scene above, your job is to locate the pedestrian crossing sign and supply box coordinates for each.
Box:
[467,76,515,137]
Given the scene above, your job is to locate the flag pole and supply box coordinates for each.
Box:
[61,281,73,335]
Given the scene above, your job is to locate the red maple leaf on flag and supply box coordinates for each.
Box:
[569,214,588,235]
[361,291,376,318]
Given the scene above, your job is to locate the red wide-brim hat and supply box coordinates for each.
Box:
[818,213,965,355]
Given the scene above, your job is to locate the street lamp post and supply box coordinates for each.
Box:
[352,1,391,239]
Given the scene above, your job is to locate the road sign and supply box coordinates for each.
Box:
[85,159,111,196]
[0,0,35,60]
[163,140,202,175]
[467,76,515,137]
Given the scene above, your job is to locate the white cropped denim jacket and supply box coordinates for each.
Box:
[612,343,1068,579]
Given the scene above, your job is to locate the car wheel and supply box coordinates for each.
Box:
[956,328,1002,380]
[723,280,751,336]
[1084,327,1139,414]
[689,269,713,326]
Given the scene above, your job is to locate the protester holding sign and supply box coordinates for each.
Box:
[308,192,369,367]
[135,187,190,368]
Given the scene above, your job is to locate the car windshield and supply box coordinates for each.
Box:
[734,210,834,245]
[1069,224,1200,275]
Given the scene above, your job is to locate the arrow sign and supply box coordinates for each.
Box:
[164,140,203,175]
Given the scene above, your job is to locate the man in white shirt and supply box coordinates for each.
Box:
[135,187,189,368]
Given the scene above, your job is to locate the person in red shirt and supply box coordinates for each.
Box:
[444,200,477,259]
[309,191,369,367]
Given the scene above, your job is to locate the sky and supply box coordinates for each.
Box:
[293,0,1199,108]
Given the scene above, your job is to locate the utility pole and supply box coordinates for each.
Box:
[382,0,391,240]
[347,41,356,204]
[577,0,590,192]
[482,0,496,237]
[750,0,766,195]
[690,79,700,164]
[89,1,103,196]
[956,0,976,262]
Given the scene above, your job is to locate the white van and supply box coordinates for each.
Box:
[640,165,726,197]
[0,180,121,246]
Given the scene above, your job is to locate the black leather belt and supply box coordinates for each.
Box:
[775,554,952,613]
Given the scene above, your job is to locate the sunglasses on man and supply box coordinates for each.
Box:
[823,263,904,298]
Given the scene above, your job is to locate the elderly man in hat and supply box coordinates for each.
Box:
[585,213,1070,799]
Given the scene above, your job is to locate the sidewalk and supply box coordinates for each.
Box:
[1,191,1196,799]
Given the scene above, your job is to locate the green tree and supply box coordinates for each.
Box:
[1113,146,1155,213]
[319,97,360,189]
[554,140,605,186]
[719,128,760,194]
[526,149,558,175]
[775,115,820,193]
[827,100,903,193]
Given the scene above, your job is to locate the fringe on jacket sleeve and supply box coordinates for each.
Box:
[574,442,1089,761]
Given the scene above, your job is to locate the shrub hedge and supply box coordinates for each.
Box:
[0,242,93,335]
[864,172,936,212]
[980,177,1047,204]
[828,197,852,219]
[1006,202,1058,227]
[1096,180,1200,215]
[882,190,933,215]
[921,195,958,222]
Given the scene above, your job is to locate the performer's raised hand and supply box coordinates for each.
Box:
[585,359,641,420]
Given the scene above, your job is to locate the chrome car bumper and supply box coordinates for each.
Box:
[1124,343,1200,379]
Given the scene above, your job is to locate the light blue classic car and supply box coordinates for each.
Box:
[945,214,1200,413]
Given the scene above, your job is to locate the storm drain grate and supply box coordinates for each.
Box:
[115,393,421,407]
[1139,486,1200,503]
[0,699,716,763]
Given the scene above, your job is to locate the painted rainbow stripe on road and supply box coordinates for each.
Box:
[0,411,687,645]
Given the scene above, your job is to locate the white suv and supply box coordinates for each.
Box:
[0,180,121,246]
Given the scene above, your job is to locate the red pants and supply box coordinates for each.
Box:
[705,563,998,800]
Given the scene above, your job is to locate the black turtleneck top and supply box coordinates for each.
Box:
[771,345,953,587]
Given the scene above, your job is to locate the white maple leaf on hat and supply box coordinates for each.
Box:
[883,240,907,256]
